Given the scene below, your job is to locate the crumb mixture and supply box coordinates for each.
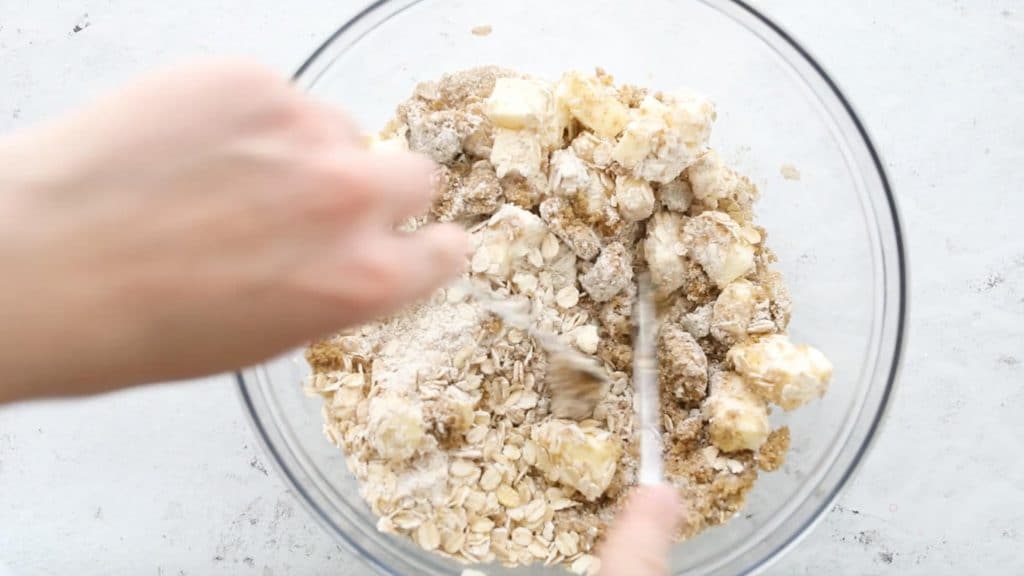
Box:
[780,163,802,181]
[306,67,832,574]
[471,25,493,37]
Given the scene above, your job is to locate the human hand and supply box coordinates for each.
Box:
[0,60,466,401]
[598,484,682,576]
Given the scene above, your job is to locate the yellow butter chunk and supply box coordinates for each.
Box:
[490,128,544,179]
[555,72,630,138]
[486,77,553,130]
[614,175,656,222]
[711,279,758,343]
[728,334,832,410]
[687,150,759,223]
[548,148,591,196]
[705,371,770,452]
[532,419,621,501]
[472,204,550,279]
[643,210,689,294]
[683,211,755,289]
[613,92,715,183]
[367,394,425,460]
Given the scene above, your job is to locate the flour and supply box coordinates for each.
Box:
[370,298,482,394]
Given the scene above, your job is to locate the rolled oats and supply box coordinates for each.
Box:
[443,530,466,555]
[416,521,442,551]
[465,490,487,513]
[496,484,521,508]
[570,554,600,576]
[528,540,550,559]
[480,467,502,491]
[555,285,581,309]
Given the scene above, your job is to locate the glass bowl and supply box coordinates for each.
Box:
[238,0,906,574]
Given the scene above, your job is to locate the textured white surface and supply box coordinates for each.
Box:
[1,1,1022,574]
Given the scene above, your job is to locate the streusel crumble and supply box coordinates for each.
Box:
[305,67,832,574]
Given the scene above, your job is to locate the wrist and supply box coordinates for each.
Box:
[0,171,147,402]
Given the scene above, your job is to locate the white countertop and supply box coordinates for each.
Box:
[1,1,1022,574]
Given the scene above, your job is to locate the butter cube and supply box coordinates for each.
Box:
[611,100,666,169]
[683,211,755,289]
[490,128,544,179]
[474,204,549,278]
[711,279,759,344]
[614,176,656,222]
[571,132,615,167]
[643,210,689,294]
[486,77,552,130]
[555,72,630,138]
[549,148,591,196]
[613,92,715,183]
[687,150,759,222]
[705,372,770,452]
[532,419,621,501]
[728,334,832,410]
[367,394,425,460]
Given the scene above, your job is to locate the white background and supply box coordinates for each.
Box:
[1,1,1022,574]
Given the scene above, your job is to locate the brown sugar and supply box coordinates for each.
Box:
[758,426,791,472]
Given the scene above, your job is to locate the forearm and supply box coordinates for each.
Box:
[0,269,147,402]
[0,147,145,402]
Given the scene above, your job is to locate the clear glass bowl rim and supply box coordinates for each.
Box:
[238,1,908,574]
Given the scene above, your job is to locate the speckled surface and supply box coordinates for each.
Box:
[1,1,1022,574]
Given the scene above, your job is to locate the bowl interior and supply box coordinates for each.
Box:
[241,1,903,574]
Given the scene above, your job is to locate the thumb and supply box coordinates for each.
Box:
[598,484,681,576]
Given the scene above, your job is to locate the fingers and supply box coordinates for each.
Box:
[386,223,469,301]
[329,223,468,323]
[356,149,439,223]
[290,94,438,227]
[316,147,438,225]
[598,485,681,576]
[305,98,363,145]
